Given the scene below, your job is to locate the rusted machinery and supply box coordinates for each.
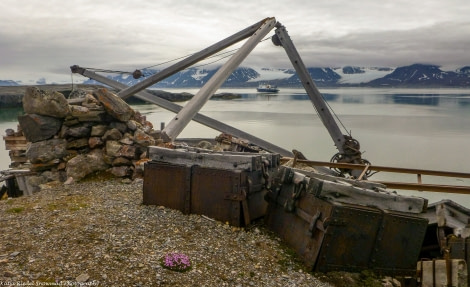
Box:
[71,17,470,280]
[143,145,280,226]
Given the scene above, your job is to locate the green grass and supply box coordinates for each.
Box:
[6,207,24,213]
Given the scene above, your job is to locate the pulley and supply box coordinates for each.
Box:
[271,34,282,46]
[132,69,143,79]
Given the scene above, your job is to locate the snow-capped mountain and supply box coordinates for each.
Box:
[368,64,470,87]
[82,65,377,88]
[334,66,395,84]
[3,64,470,87]
[0,80,19,86]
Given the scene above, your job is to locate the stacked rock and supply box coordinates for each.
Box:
[17,87,158,183]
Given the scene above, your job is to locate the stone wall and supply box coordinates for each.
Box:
[13,86,160,187]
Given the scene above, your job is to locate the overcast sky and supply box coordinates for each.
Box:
[1,0,470,84]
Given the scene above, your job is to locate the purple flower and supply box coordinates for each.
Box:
[161,253,191,272]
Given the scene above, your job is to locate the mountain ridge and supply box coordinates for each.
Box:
[2,64,470,88]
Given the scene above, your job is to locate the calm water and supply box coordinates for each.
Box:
[1,87,470,206]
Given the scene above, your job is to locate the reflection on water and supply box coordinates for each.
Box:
[389,94,440,106]
[1,88,470,206]
[0,107,23,122]
[458,98,470,107]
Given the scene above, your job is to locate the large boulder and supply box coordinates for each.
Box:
[94,88,134,122]
[23,87,70,118]
[25,138,68,164]
[66,149,110,181]
[18,114,63,142]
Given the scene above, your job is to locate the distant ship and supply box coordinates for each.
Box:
[256,83,279,93]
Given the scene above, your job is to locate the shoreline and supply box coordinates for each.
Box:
[0,85,242,109]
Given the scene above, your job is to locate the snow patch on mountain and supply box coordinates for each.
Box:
[334,67,395,84]
[247,67,292,82]
[191,69,209,81]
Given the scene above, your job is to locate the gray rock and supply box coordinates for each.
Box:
[134,129,155,147]
[119,135,134,145]
[88,137,104,149]
[112,157,132,166]
[66,138,89,150]
[94,88,134,122]
[81,94,101,109]
[126,120,140,131]
[63,124,91,138]
[69,104,89,115]
[18,114,63,143]
[26,175,47,193]
[102,128,122,141]
[68,89,89,100]
[109,166,131,177]
[106,140,122,157]
[66,149,109,181]
[75,273,89,283]
[90,125,108,137]
[41,170,63,182]
[117,144,137,159]
[70,105,106,122]
[23,87,70,118]
[26,138,68,164]
[110,121,128,134]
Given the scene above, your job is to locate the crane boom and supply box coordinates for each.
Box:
[273,22,369,178]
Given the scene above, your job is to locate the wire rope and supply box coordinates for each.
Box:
[321,94,352,137]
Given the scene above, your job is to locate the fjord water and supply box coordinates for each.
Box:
[1,87,469,206]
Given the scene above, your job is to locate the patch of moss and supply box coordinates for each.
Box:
[81,170,116,182]
[69,202,88,211]
[47,203,59,211]
[6,207,24,213]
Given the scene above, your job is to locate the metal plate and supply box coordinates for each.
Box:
[144,162,268,226]
[143,162,191,213]
[190,166,243,226]
[371,211,428,274]
[190,166,269,227]
[265,180,428,275]
[315,204,383,273]
[265,185,332,269]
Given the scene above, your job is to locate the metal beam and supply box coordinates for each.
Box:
[116,18,268,99]
[161,18,277,141]
[280,158,470,179]
[70,65,293,156]
[370,181,470,194]
[274,23,346,153]
[280,158,470,193]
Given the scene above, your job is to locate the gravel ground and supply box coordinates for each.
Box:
[0,177,336,287]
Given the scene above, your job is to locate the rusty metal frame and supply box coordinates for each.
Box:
[71,18,293,157]
[281,158,470,194]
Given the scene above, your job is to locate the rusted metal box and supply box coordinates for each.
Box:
[264,171,428,276]
[143,147,279,227]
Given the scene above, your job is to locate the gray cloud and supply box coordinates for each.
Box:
[1,0,469,83]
